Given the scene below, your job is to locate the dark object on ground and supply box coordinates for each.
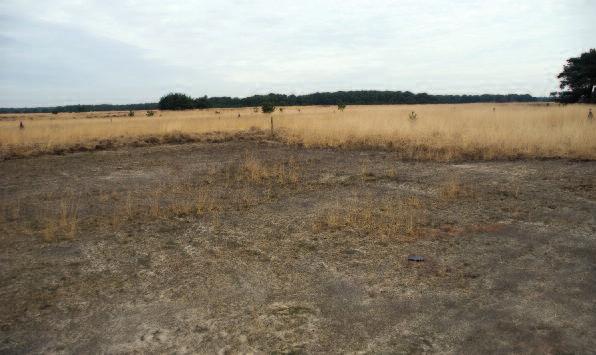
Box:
[19,121,24,129]
[408,255,424,262]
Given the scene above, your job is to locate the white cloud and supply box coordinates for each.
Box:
[1,0,595,106]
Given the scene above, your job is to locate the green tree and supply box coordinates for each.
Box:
[553,49,596,103]
[194,95,210,109]
[158,93,195,110]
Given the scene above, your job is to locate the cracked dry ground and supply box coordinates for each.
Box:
[1,139,595,353]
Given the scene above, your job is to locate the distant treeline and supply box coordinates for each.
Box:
[1,91,543,113]
[203,92,540,108]
[0,103,157,114]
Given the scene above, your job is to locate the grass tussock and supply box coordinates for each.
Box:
[313,196,426,238]
[1,103,595,161]
[439,176,474,200]
[240,153,300,185]
[38,193,80,242]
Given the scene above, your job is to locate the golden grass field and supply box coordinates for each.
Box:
[1,103,594,160]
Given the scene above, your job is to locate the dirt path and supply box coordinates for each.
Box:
[1,141,595,353]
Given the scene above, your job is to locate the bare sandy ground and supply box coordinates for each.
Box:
[1,139,595,353]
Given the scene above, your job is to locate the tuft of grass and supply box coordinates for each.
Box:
[150,190,161,218]
[313,196,426,238]
[42,219,57,242]
[439,176,473,200]
[239,153,301,186]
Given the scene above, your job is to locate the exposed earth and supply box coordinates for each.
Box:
[1,136,595,353]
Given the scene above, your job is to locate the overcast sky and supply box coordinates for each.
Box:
[0,0,594,107]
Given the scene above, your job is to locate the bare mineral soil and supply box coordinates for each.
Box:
[1,135,595,353]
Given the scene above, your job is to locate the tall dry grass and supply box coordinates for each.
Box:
[1,103,594,160]
[277,103,596,160]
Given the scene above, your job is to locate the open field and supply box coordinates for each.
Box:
[1,133,595,352]
[1,103,595,160]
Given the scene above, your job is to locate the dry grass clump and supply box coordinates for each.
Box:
[39,193,79,242]
[1,103,595,161]
[313,195,425,238]
[439,176,473,200]
[240,153,300,185]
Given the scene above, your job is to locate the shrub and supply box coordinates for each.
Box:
[51,110,59,115]
[337,102,346,111]
[261,103,275,114]
[128,110,135,117]
[146,110,155,117]
[158,93,195,110]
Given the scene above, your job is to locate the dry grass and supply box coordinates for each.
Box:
[278,103,596,160]
[1,103,595,161]
[0,154,304,242]
[240,153,301,185]
[36,193,80,242]
[440,177,465,200]
[313,195,426,238]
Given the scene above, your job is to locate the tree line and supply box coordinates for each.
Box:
[157,91,540,111]
[0,103,157,114]
[0,91,543,114]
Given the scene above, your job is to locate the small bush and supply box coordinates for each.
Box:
[338,102,346,111]
[128,110,135,117]
[51,110,59,115]
[261,103,275,114]
[408,111,417,122]
[146,110,155,117]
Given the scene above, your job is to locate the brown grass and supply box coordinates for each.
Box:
[0,153,305,242]
[313,195,426,238]
[1,103,595,161]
